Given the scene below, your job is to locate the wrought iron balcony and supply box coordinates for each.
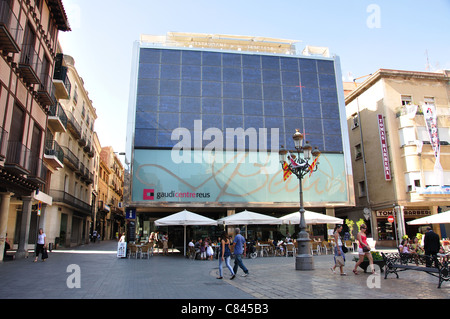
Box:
[53,55,71,100]
[0,125,7,161]
[0,0,23,54]
[61,146,79,171]
[4,141,31,175]
[66,111,81,139]
[18,44,42,85]
[49,190,92,215]
[78,134,86,147]
[77,161,85,177]
[37,73,54,106]
[83,141,91,153]
[44,139,64,170]
[28,156,47,185]
[48,102,68,133]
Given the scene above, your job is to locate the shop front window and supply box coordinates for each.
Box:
[377,218,395,241]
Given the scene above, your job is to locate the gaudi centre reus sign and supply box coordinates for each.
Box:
[127,42,354,208]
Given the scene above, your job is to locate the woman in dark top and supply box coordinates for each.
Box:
[217,232,235,280]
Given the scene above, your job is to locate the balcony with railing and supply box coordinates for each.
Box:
[53,61,71,100]
[66,111,81,139]
[18,44,42,85]
[61,146,79,171]
[0,126,7,162]
[37,73,54,106]
[78,134,86,147]
[44,139,64,170]
[49,190,92,215]
[83,141,91,153]
[48,101,68,133]
[0,0,23,54]
[81,166,93,185]
[4,141,31,175]
[28,155,47,185]
[77,161,84,177]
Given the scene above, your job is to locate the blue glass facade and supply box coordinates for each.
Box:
[134,48,343,153]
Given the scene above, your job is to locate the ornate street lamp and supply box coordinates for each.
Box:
[279,129,321,270]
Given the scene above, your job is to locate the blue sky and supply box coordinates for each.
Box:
[58,0,450,156]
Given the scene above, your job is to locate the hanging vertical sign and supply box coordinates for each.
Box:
[423,103,440,157]
[423,103,443,186]
[377,114,392,181]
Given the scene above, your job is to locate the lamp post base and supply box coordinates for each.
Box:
[295,254,314,270]
[295,234,314,270]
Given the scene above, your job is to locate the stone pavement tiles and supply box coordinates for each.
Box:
[0,241,448,300]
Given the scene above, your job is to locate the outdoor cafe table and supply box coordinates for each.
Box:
[258,244,271,257]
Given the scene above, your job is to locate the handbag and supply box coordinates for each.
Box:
[340,237,348,253]
[42,248,48,259]
[362,246,371,253]
[335,255,345,266]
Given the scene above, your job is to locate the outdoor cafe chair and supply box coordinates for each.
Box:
[321,241,332,254]
[285,243,295,257]
[344,240,354,253]
[128,244,138,259]
[310,241,321,255]
[140,244,150,259]
[188,246,197,260]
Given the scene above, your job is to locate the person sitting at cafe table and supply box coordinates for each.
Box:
[398,239,410,254]
[399,238,421,265]
[410,237,424,254]
[285,232,292,243]
[274,239,284,256]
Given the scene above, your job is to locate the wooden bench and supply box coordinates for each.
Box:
[381,252,450,288]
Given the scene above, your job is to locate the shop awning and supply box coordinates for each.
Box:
[407,211,450,225]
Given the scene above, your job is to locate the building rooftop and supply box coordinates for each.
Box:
[140,32,331,58]
[345,68,450,104]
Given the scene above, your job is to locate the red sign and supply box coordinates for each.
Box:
[377,114,392,181]
[388,215,395,223]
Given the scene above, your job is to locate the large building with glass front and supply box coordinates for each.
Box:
[125,32,354,244]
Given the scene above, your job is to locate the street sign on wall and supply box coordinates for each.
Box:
[126,208,136,220]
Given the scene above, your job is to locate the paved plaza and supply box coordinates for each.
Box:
[0,240,448,301]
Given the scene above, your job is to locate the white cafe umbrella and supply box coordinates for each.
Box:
[217,210,283,226]
[217,210,282,239]
[154,210,217,256]
[280,211,344,225]
[407,210,450,225]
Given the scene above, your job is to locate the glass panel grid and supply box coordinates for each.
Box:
[135,48,343,153]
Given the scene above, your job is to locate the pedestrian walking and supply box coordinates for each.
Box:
[353,224,375,275]
[217,232,235,280]
[232,228,249,277]
[34,228,47,262]
[330,224,346,276]
[162,232,169,256]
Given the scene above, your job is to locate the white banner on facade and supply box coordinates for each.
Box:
[423,103,444,186]
[406,104,418,119]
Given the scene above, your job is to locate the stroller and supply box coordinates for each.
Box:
[246,240,258,259]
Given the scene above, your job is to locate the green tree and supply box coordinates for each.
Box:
[345,219,355,240]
